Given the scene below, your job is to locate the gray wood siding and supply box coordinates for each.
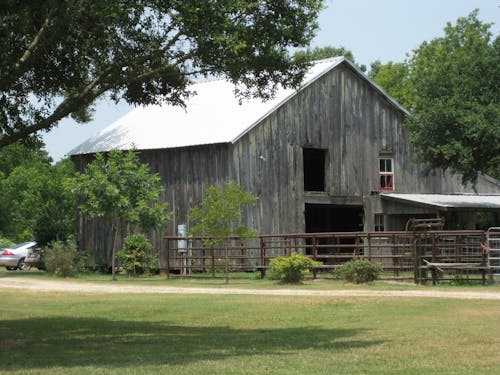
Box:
[230,64,405,233]
[73,60,499,263]
[230,63,491,233]
[73,144,231,266]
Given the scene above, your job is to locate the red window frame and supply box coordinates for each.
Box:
[379,158,394,191]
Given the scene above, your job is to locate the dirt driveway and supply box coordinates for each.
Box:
[2,277,500,300]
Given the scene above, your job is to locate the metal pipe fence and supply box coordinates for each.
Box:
[164,230,488,283]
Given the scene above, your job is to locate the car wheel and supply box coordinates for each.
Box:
[17,258,31,271]
[5,266,17,271]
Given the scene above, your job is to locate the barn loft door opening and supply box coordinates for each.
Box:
[303,148,326,191]
[305,204,364,233]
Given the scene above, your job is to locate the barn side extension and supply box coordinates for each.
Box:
[164,230,495,284]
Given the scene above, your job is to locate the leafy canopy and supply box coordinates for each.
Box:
[0,0,324,148]
[73,149,169,231]
[189,182,258,246]
[368,10,499,183]
[72,149,169,279]
[368,60,413,109]
[0,144,75,244]
[0,143,52,176]
[294,45,367,72]
[405,10,499,183]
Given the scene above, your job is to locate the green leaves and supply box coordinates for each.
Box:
[337,259,382,284]
[189,182,258,246]
[72,149,170,279]
[294,45,367,72]
[269,253,322,283]
[0,0,323,147]
[73,149,170,231]
[405,10,500,183]
[369,60,413,109]
[369,11,499,184]
[117,234,156,277]
[367,11,499,184]
[0,145,75,244]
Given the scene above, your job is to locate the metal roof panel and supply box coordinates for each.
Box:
[69,56,408,155]
[381,193,500,210]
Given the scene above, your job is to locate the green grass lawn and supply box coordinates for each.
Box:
[1,281,499,374]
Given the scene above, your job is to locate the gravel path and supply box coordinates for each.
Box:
[2,277,500,300]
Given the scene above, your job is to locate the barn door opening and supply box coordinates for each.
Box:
[305,204,364,233]
[304,204,364,257]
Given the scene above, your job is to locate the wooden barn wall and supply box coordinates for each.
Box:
[72,61,500,264]
[230,62,488,234]
[72,144,231,266]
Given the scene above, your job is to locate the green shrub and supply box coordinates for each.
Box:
[0,237,15,248]
[268,253,322,283]
[337,259,382,284]
[93,258,112,274]
[44,241,86,277]
[449,275,473,286]
[117,234,156,277]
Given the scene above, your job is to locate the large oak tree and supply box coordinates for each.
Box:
[368,60,412,109]
[0,0,323,148]
[406,10,499,184]
[369,11,499,184]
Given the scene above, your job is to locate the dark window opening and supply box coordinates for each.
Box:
[303,148,326,191]
[375,214,385,231]
[380,174,393,190]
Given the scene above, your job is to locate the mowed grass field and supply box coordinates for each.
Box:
[1,282,499,374]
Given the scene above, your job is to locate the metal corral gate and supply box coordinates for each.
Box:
[486,227,500,277]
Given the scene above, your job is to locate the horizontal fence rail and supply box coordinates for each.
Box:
[164,230,489,284]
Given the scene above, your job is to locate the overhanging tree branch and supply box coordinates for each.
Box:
[15,8,57,73]
[0,65,118,148]
[0,1,323,148]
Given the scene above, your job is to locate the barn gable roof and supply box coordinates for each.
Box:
[69,57,408,155]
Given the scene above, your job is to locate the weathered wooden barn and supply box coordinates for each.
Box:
[70,57,500,264]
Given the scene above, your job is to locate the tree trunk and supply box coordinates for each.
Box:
[225,240,229,285]
[111,220,120,281]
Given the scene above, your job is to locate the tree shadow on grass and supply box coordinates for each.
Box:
[2,317,383,371]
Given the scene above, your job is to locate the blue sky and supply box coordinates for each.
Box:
[43,0,499,161]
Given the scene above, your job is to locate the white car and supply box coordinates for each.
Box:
[0,241,38,270]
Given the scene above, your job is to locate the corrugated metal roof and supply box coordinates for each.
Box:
[381,193,500,210]
[69,56,407,155]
